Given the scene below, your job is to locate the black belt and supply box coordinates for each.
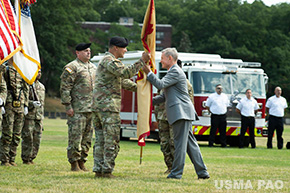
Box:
[242,115,254,118]
[212,113,226,116]
[269,115,283,119]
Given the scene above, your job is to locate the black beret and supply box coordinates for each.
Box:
[75,43,91,51]
[110,36,128,48]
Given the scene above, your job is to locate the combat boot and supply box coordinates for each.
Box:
[70,161,81,171]
[78,160,89,171]
[1,162,11,166]
[103,173,116,178]
[95,172,102,178]
[9,162,17,166]
[23,160,31,165]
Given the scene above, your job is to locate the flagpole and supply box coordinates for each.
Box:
[140,146,143,165]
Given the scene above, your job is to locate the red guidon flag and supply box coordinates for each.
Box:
[0,0,21,64]
[137,0,156,146]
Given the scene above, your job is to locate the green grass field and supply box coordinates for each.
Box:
[0,118,289,192]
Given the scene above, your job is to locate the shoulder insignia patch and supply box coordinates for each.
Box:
[65,67,73,74]
[113,60,124,68]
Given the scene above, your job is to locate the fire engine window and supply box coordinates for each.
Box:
[191,72,231,94]
[231,73,265,97]
[190,72,265,97]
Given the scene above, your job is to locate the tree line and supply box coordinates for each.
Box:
[31,0,290,103]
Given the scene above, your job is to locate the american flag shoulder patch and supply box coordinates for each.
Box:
[65,67,73,74]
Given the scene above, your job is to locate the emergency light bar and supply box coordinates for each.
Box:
[241,62,262,67]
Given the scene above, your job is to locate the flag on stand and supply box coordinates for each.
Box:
[137,0,156,146]
[13,0,40,85]
[0,0,21,64]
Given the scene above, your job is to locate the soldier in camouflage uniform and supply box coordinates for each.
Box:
[0,59,29,166]
[60,43,96,172]
[92,37,150,178]
[0,63,7,135]
[155,59,195,174]
[154,90,174,174]
[21,70,45,164]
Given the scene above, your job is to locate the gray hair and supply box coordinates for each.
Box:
[161,47,178,61]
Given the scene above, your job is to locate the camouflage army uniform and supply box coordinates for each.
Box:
[60,58,96,164]
[187,79,194,105]
[21,80,45,163]
[92,52,144,174]
[154,90,174,171]
[0,65,7,134]
[0,63,29,165]
[155,80,194,171]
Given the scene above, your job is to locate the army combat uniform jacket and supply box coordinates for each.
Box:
[0,65,7,106]
[92,52,145,113]
[3,63,29,112]
[26,81,45,120]
[60,58,96,113]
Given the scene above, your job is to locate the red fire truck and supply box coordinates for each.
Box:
[91,51,268,146]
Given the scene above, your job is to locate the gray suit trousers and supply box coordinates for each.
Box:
[168,119,209,179]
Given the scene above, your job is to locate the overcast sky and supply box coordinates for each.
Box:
[244,0,290,6]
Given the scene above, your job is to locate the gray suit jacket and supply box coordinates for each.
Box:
[147,64,196,125]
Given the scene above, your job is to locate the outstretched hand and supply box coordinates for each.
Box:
[142,64,151,74]
[141,52,151,63]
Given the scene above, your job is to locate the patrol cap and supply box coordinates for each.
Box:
[109,36,128,48]
[75,43,91,51]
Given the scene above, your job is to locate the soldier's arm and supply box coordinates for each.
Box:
[40,83,46,107]
[22,80,29,107]
[106,58,146,79]
[121,79,137,92]
[60,65,76,111]
[0,75,7,104]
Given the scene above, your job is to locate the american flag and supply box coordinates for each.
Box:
[0,0,21,64]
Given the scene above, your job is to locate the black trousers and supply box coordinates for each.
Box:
[267,115,284,149]
[209,114,227,147]
[239,115,255,148]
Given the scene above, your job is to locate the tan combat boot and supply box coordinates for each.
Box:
[70,161,81,171]
[95,172,103,178]
[103,173,116,178]
[1,162,11,166]
[78,160,89,171]
[9,162,17,166]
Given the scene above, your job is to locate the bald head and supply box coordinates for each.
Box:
[275,86,282,97]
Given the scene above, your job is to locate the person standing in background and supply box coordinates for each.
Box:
[21,70,45,164]
[266,86,288,149]
[0,58,29,166]
[206,84,229,147]
[236,89,259,148]
[60,43,96,171]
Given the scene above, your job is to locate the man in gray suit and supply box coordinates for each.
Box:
[142,48,209,179]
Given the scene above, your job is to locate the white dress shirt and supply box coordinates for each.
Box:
[236,97,259,117]
[266,95,288,117]
[206,92,229,115]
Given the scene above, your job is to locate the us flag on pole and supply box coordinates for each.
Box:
[137,0,156,146]
[0,0,21,64]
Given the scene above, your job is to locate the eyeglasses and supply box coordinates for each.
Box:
[216,87,222,90]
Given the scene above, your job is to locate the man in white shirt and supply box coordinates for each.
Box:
[206,84,229,147]
[266,86,288,149]
[236,89,259,148]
